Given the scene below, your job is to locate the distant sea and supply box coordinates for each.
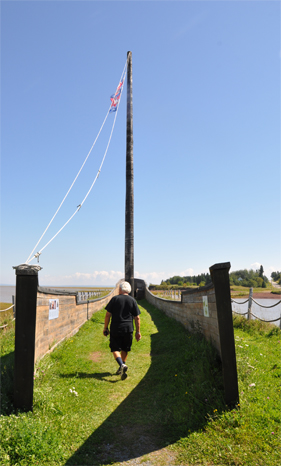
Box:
[0,286,16,303]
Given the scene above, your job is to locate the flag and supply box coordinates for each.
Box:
[109,79,124,113]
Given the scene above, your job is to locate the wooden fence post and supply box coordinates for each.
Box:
[210,262,239,407]
[13,264,41,411]
[248,287,253,320]
[12,295,16,318]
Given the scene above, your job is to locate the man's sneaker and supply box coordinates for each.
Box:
[116,366,122,375]
[120,364,128,380]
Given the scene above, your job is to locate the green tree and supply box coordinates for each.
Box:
[256,277,263,288]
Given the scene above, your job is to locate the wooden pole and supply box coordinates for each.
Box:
[125,51,134,296]
[13,264,41,411]
[248,287,253,320]
[210,262,239,407]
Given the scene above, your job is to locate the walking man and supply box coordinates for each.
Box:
[103,281,141,380]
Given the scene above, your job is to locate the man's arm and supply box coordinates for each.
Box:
[103,311,112,336]
[134,315,141,341]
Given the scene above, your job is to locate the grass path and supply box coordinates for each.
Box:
[1,300,224,465]
[1,301,280,465]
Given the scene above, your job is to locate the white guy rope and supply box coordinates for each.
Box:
[26,59,128,264]
[25,110,110,264]
[27,62,127,264]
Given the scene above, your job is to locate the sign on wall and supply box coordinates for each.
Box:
[203,296,209,317]
[49,299,59,320]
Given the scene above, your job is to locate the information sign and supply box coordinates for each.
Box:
[49,299,59,320]
[203,296,209,317]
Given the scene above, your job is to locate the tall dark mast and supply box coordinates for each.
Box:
[125,51,134,296]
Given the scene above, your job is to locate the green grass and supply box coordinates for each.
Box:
[0,301,280,465]
[173,316,281,466]
[0,303,15,326]
[230,284,280,298]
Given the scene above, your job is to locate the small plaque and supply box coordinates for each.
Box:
[203,296,209,317]
[49,299,59,320]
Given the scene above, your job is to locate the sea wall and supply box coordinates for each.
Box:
[141,262,239,406]
[145,283,221,356]
[34,281,122,362]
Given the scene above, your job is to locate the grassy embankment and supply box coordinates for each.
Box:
[0,301,280,466]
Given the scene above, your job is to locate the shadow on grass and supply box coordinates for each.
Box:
[60,372,121,383]
[64,300,225,466]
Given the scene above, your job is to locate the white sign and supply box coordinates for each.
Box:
[203,296,209,317]
[49,299,59,320]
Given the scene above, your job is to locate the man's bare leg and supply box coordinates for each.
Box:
[112,350,122,361]
[112,350,127,363]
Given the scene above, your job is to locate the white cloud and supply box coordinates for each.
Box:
[40,266,217,287]
[134,270,167,285]
[250,263,279,279]
[251,262,261,271]
[41,270,123,287]
[180,268,195,277]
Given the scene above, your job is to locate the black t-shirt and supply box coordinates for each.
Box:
[105,294,141,334]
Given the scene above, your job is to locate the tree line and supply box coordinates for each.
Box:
[150,273,212,290]
[149,265,280,290]
[271,271,281,284]
[229,266,268,288]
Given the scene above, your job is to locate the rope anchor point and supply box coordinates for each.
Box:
[34,252,41,263]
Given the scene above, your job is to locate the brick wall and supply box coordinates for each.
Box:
[34,281,122,362]
[145,283,221,358]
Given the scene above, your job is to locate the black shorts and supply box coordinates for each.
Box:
[109,332,133,352]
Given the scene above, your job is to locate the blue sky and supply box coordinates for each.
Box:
[1,0,280,287]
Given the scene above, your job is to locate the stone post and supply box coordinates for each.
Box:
[210,262,239,407]
[13,264,41,411]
